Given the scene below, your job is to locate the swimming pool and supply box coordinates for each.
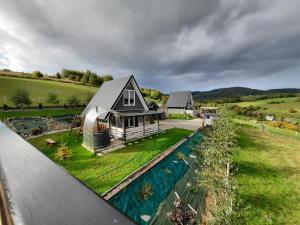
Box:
[109,131,202,225]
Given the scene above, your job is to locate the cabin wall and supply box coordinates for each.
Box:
[167,108,185,114]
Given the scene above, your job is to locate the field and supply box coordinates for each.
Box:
[0,76,98,106]
[234,120,300,224]
[29,128,192,194]
[234,97,300,122]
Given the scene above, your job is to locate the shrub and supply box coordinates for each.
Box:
[67,95,80,107]
[56,72,61,79]
[266,121,298,131]
[55,144,72,160]
[38,103,43,109]
[46,93,60,105]
[289,108,297,113]
[3,104,9,110]
[32,71,44,78]
[138,183,153,200]
[11,88,32,108]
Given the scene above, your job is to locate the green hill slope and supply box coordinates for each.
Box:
[193,87,300,101]
[0,76,98,107]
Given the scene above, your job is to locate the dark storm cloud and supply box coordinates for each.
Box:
[0,0,300,92]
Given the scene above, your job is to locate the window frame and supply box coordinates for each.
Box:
[123,89,135,106]
[127,117,135,128]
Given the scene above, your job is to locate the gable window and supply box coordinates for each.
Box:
[123,90,135,106]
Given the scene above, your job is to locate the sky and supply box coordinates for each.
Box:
[0,0,300,92]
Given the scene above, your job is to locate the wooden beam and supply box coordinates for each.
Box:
[143,115,145,135]
[157,114,160,132]
[123,117,126,141]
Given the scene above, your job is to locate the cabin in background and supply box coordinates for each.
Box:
[166,91,194,115]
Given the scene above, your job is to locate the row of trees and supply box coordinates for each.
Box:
[8,88,93,109]
[58,69,113,87]
[29,69,113,87]
[140,88,163,101]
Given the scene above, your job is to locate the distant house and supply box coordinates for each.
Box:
[265,115,275,121]
[81,75,162,144]
[166,91,194,115]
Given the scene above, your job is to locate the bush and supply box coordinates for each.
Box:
[32,71,44,78]
[56,72,61,79]
[55,144,72,160]
[3,104,9,110]
[266,121,299,131]
[67,95,80,107]
[38,103,43,109]
[289,108,297,113]
[46,93,60,105]
[11,88,32,108]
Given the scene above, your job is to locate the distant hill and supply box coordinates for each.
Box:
[193,87,300,101]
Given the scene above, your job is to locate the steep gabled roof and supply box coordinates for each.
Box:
[0,122,135,225]
[81,75,148,119]
[166,91,192,108]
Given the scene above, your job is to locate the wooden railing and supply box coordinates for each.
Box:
[126,123,158,140]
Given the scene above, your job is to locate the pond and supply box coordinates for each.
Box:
[11,118,49,136]
[108,131,203,225]
[9,115,76,137]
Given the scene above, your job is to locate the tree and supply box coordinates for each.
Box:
[32,71,43,78]
[56,72,61,79]
[88,73,97,86]
[102,74,113,82]
[67,95,80,107]
[46,93,60,105]
[11,88,32,108]
[81,70,91,83]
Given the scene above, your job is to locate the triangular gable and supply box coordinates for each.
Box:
[81,75,148,119]
[112,76,149,111]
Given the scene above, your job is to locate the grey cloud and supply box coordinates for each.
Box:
[0,0,300,92]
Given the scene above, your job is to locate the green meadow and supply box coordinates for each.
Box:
[0,76,98,107]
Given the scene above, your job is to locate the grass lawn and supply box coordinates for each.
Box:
[29,128,192,194]
[234,120,300,224]
[168,113,193,120]
[233,97,300,123]
[0,76,98,106]
[0,108,83,120]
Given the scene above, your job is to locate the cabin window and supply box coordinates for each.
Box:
[123,90,135,106]
[126,117,135,128]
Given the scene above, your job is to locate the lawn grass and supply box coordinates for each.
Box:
[0,76,98,106]
[29,128,192,194]
[168,113,193,120]
[234,121,300,224]
[233,97,300,123]
[0,108,83,120]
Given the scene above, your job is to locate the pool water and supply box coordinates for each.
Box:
[109,131,202,225]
